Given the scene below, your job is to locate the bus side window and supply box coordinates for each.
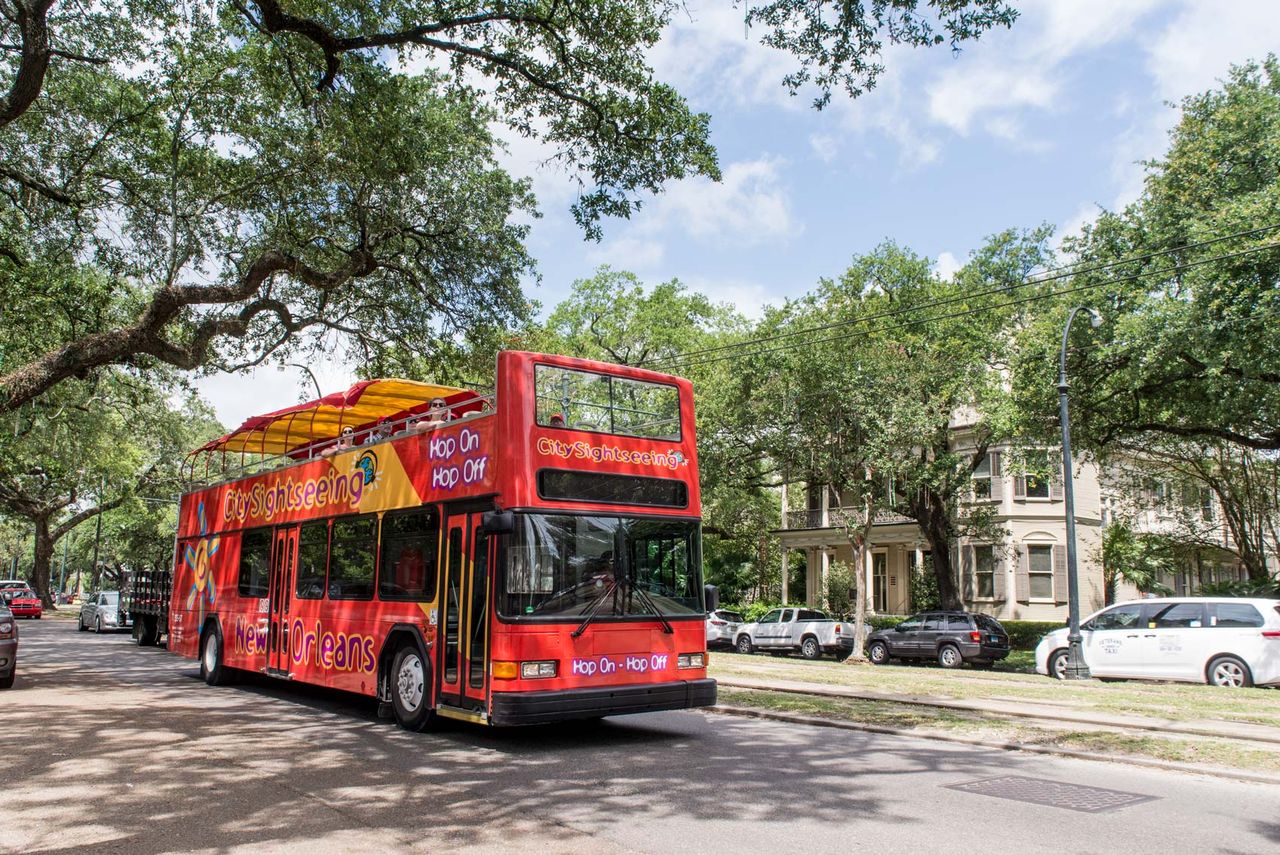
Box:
[328,515,377,600]
[295,521,330,600]
[379,507,440,602]
[238,528,272,598]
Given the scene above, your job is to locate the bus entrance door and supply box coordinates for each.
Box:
[438,509,492,716]
[268,525,298,674]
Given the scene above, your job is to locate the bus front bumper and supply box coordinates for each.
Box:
[490,679,717,726]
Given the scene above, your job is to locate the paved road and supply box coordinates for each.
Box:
[3,619,1277,855]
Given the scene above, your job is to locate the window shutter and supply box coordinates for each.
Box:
[990,452,1004,501]
[1013,475,1026,499]
[1015,547,1031,602]
[1053,545,1068,604]
[961,546,974,603]
[992,556,1007,602]
[1050,456,1064,501]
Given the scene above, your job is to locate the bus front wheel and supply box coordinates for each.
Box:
[391,645,436,732]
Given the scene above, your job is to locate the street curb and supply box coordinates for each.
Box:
[716,677,1280,747]
[706,703,1280,787]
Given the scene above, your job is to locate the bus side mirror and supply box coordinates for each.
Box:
[480,510,515,534]
[704,584,719,613]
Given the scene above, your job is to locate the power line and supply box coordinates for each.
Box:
[659,240,1280,373]
[646,221,1280,371]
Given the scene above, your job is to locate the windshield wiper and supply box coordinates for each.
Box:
[571,579,619,638]
[625,583,674,634]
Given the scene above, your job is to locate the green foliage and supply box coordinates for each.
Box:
[1000,620,1066,650]
[0,1,1021,411]
[1198,578,1280,598]
[1099,522,1176,603]
[1010,57,1280,456]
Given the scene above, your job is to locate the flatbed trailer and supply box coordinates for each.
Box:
[127,569,171,647]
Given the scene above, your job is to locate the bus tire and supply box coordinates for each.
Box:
[200,622,234,686]
[391,645,436,732]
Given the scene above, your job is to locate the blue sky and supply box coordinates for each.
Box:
[197,0,1280,427]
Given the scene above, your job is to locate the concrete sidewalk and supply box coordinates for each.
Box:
[718,676,1280,747]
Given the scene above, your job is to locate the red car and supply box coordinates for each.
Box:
[4,588,42,619]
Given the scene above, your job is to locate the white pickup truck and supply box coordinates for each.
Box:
[734,607,857,660]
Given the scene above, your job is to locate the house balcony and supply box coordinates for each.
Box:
[782,507,914,530]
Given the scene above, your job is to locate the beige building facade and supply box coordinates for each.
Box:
[776,443,1113,620]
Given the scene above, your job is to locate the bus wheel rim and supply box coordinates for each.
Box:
[398,654,424,711]
[203,634,218,674]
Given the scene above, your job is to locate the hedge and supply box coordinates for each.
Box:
[722,605,1062,651]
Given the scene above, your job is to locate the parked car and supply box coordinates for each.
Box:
[78,591,131,633]
[735,607,856,659]
[1036,597,1280,688]
[706,608,745,649]
[0,604,17,689]
[2,588,42,619]
[866,611,1010,669]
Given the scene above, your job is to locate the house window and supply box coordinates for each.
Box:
[973,453,999,499]
[974,545,995,598]
[1028,545,1054,598]
[1025,451,1051,499]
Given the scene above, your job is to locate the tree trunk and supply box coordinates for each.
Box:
[912,487,963,610]
[31,514,56,609]
[842,513,874,664]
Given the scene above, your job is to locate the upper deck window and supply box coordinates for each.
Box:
[535,365,680,441]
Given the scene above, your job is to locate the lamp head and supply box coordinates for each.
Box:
[1086,308,1103,328]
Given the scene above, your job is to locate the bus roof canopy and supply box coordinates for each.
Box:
[198,378,472,456]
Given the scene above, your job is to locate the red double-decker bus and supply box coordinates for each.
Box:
[169,351,715,728]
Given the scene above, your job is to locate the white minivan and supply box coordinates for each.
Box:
[1035,597,1280,687]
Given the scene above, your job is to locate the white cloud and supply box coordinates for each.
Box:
[809,133,839,163]
[934,251,962,281]
[922,0,1165,142]
[928,67,1057,135]
[681,275,775,320]
[195,362,357,431]
[586,235,666,270]
[1143,1,1280,104]
[648,156,801,244]
[649,5,811,110]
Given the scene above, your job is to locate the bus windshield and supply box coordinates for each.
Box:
[502,513,702,619]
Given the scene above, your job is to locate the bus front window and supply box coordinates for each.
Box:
[502,514,702,620]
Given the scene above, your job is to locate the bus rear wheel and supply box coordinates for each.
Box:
[391,645,436,732]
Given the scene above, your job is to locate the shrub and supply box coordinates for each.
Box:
[1198,578,1280,598]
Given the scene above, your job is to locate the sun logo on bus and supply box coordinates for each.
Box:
[354,450,381,491]
[184,501,220,626]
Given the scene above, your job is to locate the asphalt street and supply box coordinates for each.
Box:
[2,619,1277,855]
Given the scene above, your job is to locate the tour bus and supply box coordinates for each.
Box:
[169,351,715,729]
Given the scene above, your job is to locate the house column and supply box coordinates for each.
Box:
[865,547,875,615]
[781,549,789,604]
[820,549,830,610]
[913,546,924,614]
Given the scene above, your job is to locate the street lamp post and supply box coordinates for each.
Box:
[1059,306,1101,680]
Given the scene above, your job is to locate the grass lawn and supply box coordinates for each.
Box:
[715,686,1280,775]
[709,650,1280,729]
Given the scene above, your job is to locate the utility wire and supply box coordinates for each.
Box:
[658,240,1280,374]
[645,221,1280,371]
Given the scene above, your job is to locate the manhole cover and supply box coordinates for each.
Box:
[945,775,1158,813]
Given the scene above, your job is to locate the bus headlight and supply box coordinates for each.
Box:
[677,653,705,669]
[521,660,557,679]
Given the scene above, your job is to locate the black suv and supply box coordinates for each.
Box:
[865,611,1010,669]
